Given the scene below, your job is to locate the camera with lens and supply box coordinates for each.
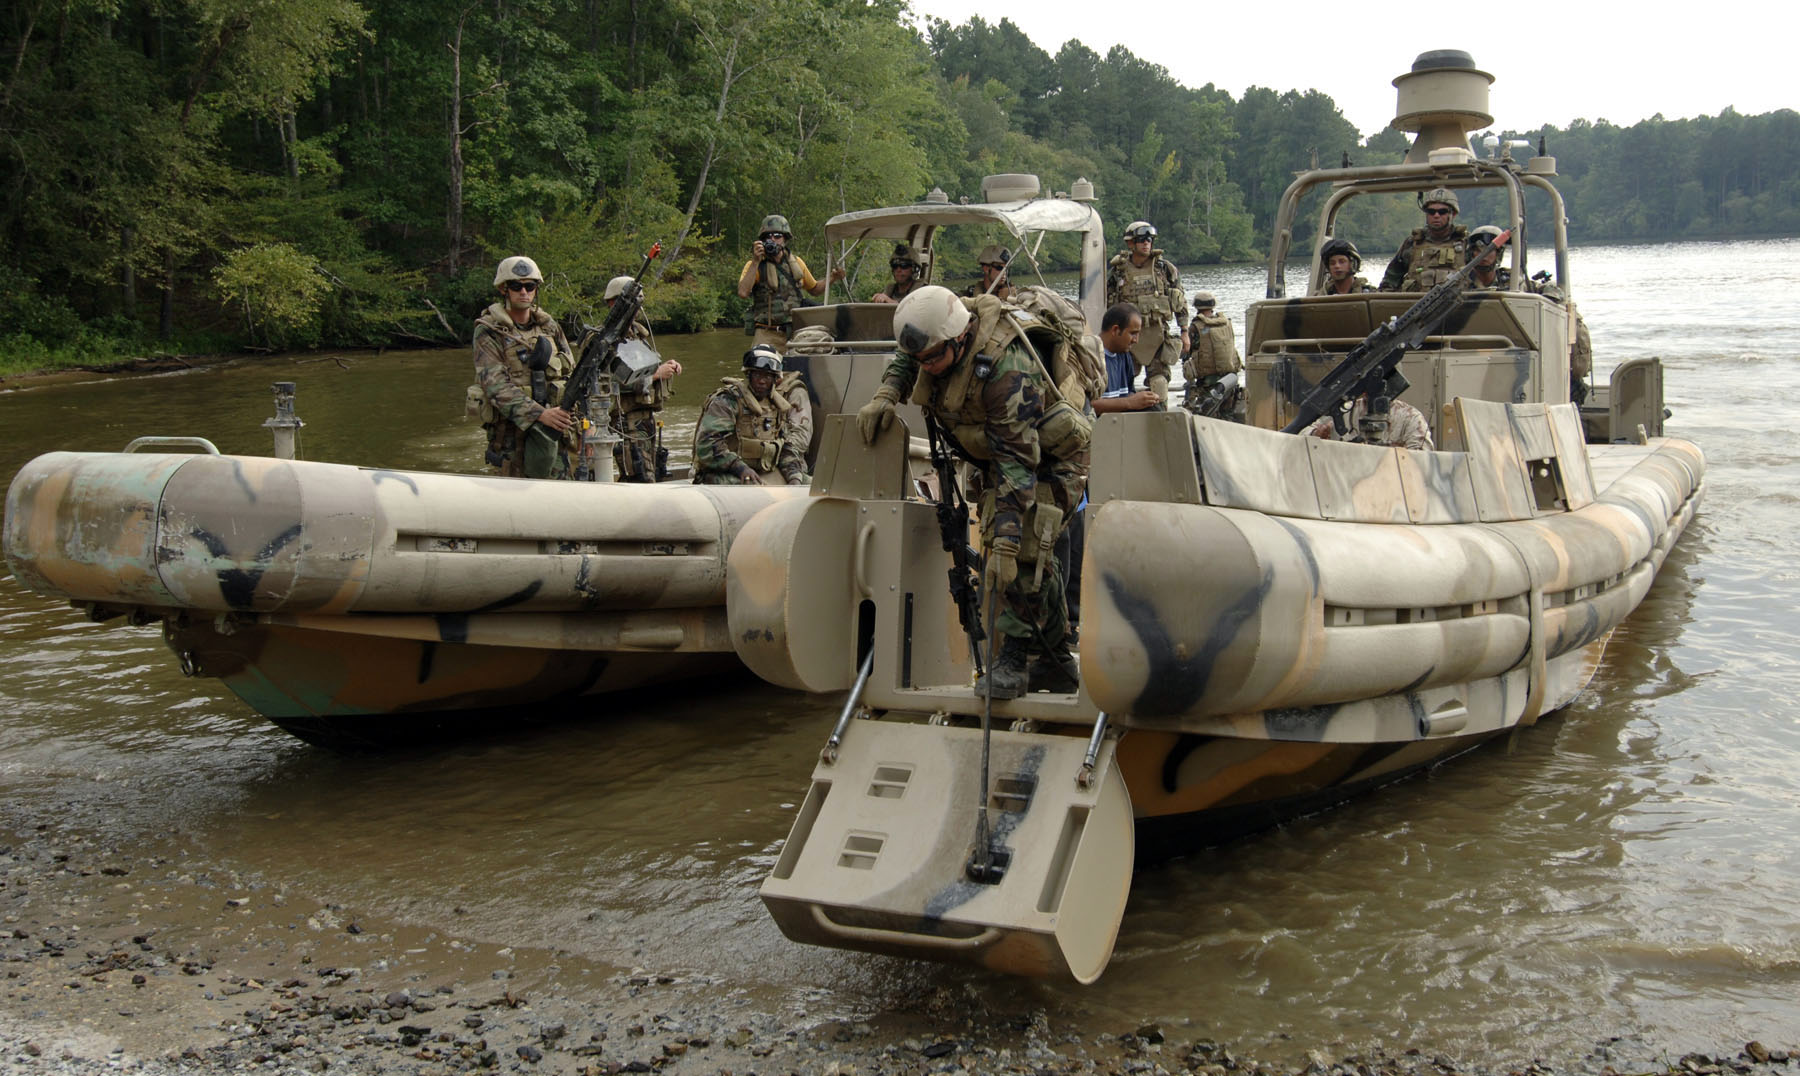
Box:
[760,235,785,260]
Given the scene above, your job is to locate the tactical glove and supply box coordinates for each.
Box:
[856,384,902,444]
[985,536,1020,593]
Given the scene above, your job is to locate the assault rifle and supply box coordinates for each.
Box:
[523,241,661,479]
[923,412,987,681]
[1280,229,1510,437]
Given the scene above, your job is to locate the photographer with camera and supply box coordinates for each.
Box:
[736,213,842,351]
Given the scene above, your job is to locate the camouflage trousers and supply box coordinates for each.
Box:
[484,421,571,479]
[977,450,1086,649]
[752,326,789,353]
[613,407,661,483]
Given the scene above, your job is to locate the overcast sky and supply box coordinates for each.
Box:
[902,3,1793,139]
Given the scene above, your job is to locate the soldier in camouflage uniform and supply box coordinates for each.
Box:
[857,285,1091,699]
[871,244,925,304]
[736,213,842,351]
[1380,188,1469,291]
[602,274,682,482]
[1316,237,1376,294]
[963,244,1017,303]
[692,345,811,486]
[1308,394,1435,451]
[471,255,576,478]
[1180,291,1242,414]
[1106,221,1186,406]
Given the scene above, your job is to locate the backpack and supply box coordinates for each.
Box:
[1007,284,1105,407]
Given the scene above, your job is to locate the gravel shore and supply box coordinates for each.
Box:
[4,822,1794,1076]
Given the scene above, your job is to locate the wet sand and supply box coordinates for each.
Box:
[5,820,1793,1076]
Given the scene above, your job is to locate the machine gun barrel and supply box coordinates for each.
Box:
[1281,229,1510,435]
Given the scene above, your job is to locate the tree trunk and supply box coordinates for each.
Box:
[160,249,174,340]
[446,18,466,271]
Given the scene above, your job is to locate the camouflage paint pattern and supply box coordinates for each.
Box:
[3,451,802,722]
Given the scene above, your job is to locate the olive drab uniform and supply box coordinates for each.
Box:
[1380,226,1469,291]
[1308,397,1435,451]
[469,303,575,478]
[1106,249,1186,391]
[691,373,810,485]
[878,294,1090,648]
[612,313,669,481]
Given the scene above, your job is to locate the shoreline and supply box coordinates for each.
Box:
[4,820,1793,1076]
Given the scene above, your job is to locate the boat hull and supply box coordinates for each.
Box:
[3,450,800,731]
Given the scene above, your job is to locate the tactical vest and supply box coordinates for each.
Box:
[1400,227,1468,290]
[708,374,804,473]
[470,304,571,424]
[748,253,805,329]
[617,316,669,411]
[912,295,1088,465]
[1109,251,1178,321]
[1184,311,1241,379]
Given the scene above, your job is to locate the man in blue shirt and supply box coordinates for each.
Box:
[1093,303,1160,414]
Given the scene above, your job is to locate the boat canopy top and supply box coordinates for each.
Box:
[823,195,1107,326]
[824,199,1100,245]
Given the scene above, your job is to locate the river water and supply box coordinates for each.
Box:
[1,238,1797,1063]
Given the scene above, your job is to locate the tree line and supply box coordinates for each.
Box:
[2,2,1794,367]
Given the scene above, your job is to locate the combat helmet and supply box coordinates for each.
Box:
[604,275,635,300]
[891,243,922,269]
[1320,237,1362,271]
[893,286,971,356]
[1123,220,1157,242]
[759,214,792,237]
[743,343,783,374]
[1192,291,1218,311]
[1465,225,1504,261]
[1420,187,1460,213]
[494,256,543,288]
[975,244,1010,268]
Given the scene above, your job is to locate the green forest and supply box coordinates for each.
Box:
[4,1,1797,370]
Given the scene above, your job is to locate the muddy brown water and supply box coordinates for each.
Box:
[2,239,1798,1063]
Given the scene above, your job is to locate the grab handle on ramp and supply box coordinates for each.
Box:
[809,906,1002,952]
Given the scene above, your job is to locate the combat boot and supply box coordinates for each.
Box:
[974,636,1031,700]
[1029,643,1079,694]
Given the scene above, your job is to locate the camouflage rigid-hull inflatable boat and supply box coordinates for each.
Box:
[3,450,800,745]
[741,51,1705,982]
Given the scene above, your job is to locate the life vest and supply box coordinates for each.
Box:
[1108,251,1179,321]
[1183,311,1241,379]
[705,374,805,473]
[913,295,1088,464]
[470,304,572,424]
[748,253,806,328]
[1400,227,1468,290]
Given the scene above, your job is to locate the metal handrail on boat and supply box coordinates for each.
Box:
[123,436,221,455]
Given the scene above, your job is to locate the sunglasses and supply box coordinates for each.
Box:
[1424,207,1453,216]
[980,262,1005,270]
[504,280,538,292]
[1129,235,1153,242]
[890,259,915,269]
